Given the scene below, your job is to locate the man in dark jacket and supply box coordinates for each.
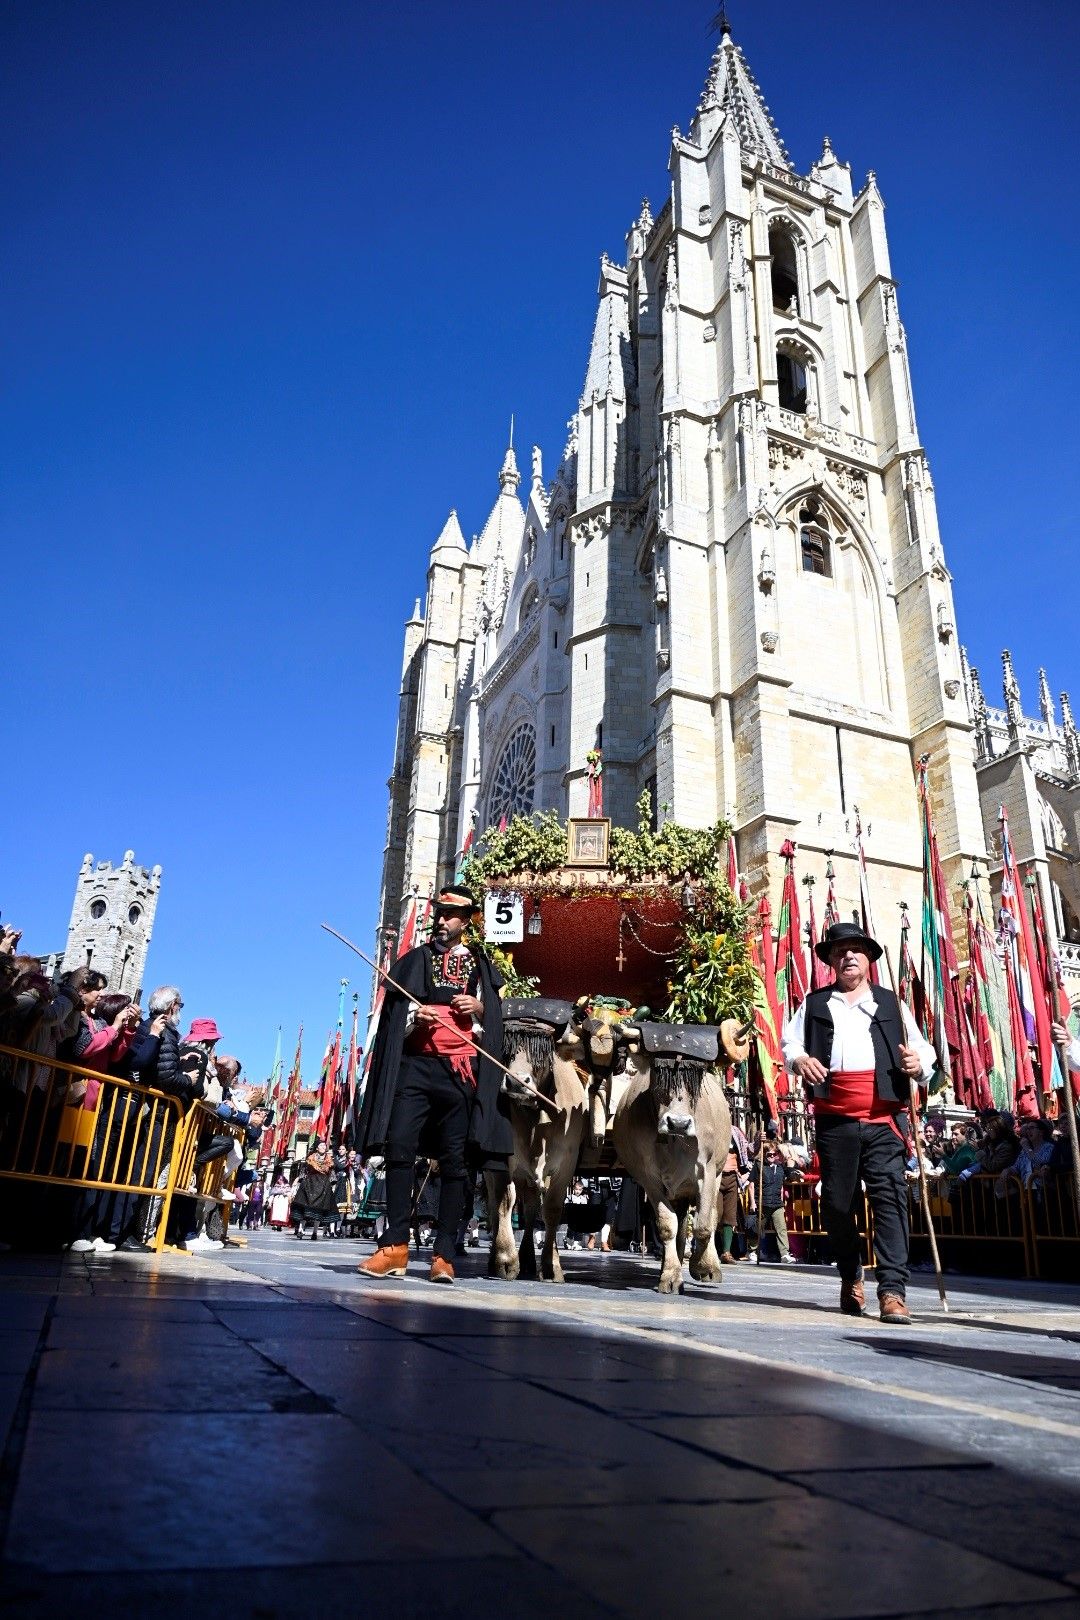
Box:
[358,888,506,1284]
[781,922,935,1324]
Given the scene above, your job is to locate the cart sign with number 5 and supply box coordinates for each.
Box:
[483,891,524,943]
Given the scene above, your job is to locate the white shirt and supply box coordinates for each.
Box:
[781,989,937,1082]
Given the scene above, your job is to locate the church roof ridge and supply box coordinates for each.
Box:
[696,22,792,168]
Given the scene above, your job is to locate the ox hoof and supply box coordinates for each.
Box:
[657,1272,684,1295]
[689,1261,722,1284]
[489,1256,520,1282]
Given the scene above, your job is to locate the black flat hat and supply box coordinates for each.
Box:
[814,920,883,964]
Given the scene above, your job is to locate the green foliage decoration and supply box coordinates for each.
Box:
[664,912,757,1027]
[461,792,756,1024]
[487,945,540,999]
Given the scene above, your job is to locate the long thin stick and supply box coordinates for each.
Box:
[1055,1038,1080,1227]
[909,1078,949,1311]
[883,936,948,1310]
[321,923,560,1116]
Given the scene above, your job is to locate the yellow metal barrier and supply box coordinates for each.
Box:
[0,1041,188,1252]
[181,1104,249,1240]
[912,1172,1033,1278]
[1025,1171,1080,1280]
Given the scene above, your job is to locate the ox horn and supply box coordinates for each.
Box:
[720,1017,753,1063]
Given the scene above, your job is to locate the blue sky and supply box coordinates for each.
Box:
[4,0,1076,1083]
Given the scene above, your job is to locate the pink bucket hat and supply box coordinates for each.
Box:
[185,1017,223,1045]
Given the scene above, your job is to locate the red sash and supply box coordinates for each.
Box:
[408,1005,477,1089]
[814,1068,905,1141]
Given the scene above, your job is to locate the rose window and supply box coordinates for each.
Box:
[487,725,536,826]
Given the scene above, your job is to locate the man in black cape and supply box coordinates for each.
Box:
[357,887,508,1283]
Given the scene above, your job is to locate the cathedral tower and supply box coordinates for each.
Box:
[378,18,990,942]
[61,850,161,996]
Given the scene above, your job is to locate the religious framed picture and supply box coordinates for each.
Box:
[566,817,611,867]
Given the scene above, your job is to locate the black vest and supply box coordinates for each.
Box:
[802,984,907,1104]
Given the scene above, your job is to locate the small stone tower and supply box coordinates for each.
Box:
[61,851,162,997]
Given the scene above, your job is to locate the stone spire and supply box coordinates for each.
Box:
[1038,668,1057,735]
[969,664,992,762]
[498,442,521,496]
[473,439,526,568]
[1002,649,1023,747]
[695,18,792,168]
[430,509,466,555]
[1062,691,1080,780]
[959,644,974,723]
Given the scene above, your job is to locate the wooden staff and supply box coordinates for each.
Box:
[909,1077,948,1312]
[881,941,949,1312]
[321,924,560,1117]
[756,1124,766,1265]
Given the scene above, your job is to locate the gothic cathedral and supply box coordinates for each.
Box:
[377,20,1080,973]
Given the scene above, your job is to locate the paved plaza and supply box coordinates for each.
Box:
[1,1235,1079,1618]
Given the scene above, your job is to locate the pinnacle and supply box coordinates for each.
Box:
[431,509,467,554]
[696,23,791,167]
[499,442,521,495]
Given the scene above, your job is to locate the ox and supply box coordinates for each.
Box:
[485,998,589,1284]
[613,1022,736,1294]
[570,1000,631,1148]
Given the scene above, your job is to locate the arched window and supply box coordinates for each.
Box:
[769,225,799,314]
[518,582,540,630]
[487,724,536,826]
[777,349,808,413]
[799,500,831,578]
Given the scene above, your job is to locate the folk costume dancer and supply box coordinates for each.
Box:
[781,921,936,1323]
[357,888,507,1284]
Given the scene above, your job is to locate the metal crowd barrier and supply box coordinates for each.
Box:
[0,1043,249,1254]
[773,1172,1077,1279]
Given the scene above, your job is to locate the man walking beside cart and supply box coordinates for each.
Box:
[781,921,936,1323]
[356,887,508,1284]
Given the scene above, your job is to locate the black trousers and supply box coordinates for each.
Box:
[816,1115,909,1299]
[383,1057,471,1261]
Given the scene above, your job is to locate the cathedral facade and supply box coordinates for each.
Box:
[377,21,1077,973]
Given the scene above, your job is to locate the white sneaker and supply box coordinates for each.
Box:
[92,1237,117,1253]
[187,1234,224,1252]
[219,1189,235,1202]
[781,1254,797,1265]
[69,1239,95,1253]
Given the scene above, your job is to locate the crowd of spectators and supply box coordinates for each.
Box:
[905,1108,1072,1203]
[0,919,264,1254]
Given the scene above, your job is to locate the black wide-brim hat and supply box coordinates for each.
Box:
[814,920,883,964]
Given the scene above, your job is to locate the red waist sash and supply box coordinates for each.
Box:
[814,1068,902,1132]
[407,1006,477,1089]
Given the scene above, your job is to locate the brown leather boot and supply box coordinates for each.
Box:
[429,1256,455,1285]
[358,1244,408,1278]
[879,1292,911,1324]
[839,1274,866,1316]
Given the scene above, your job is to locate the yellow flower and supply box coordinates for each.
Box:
[726,965,736,976]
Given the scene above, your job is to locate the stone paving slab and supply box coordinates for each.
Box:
[5,1409,505,1573]
[1,1235,1079,1619]
[1,1554,619,1620]
[489,1497,1072,1620]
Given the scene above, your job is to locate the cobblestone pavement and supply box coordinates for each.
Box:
[2,1233,1079,1618]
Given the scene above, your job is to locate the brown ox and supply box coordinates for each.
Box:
[570,1002,631,1147]
[485,999,588,1283]
[612,1023,733,1294]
